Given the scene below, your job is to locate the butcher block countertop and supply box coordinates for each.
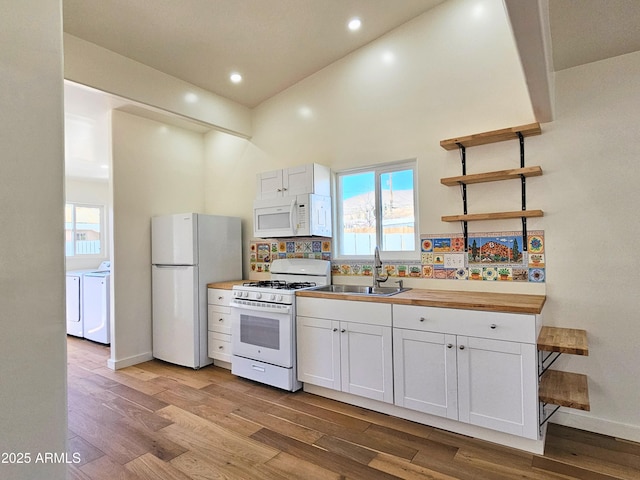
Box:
[207,280,248,290]
[296,288,546,314]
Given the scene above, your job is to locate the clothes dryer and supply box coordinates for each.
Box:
[83,268,110,344]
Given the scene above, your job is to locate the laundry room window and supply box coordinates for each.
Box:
[65,203,103,257]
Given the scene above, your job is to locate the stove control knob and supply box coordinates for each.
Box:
[242,291,248,297]
[256,293,262,299]
[269,294,276,301]
[277,295,283,302]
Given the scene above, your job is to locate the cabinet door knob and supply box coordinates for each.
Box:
[277,188,282,192]
[332,328,338,332]
[490,324,497,329]
[446,343,453,349]
[218,296,224,300]
[219,318,224,322]
[419,317,425,322]
[459,345,465,350]
[341,329,346,333]
[218,345,224,349]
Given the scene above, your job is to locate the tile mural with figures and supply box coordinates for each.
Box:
[331,230,545,283]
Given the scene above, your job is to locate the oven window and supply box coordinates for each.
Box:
[239,314,280,350]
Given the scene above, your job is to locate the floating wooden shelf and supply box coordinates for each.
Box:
[537,327,589,356]
[440,123,542,150]
[539,370,590,411]
[440,166,543,186]
[441,209,544,223]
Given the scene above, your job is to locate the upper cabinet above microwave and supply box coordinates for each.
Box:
[256,163,331,200]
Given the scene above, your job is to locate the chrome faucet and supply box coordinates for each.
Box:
[373,246,388,287]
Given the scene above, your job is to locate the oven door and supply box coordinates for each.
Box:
[231,301,293,368]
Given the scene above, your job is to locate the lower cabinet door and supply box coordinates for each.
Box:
[393,329,458,419]
[296,316,341,390]
[457,336,539,439]
[341,322,393,404]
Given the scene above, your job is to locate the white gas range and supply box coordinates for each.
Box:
[230,258,331,391]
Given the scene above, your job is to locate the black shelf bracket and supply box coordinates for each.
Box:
[540,403,561,428]
[539,351,562,378]
[518,131,529,252]
[457,143,469,251]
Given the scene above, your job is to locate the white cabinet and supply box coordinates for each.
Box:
[393,304,539,439]
[297,297,393,403]
[393,329,458,419]
[207,288,233,364]
[257,163,330,199]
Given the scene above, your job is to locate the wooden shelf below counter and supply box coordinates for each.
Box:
[207,280,248,290]
[296,288,546,314]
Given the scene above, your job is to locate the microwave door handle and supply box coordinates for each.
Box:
[289,198,297,235]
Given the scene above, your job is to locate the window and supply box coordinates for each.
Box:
[65,203,103,257]
[336,160,419,260]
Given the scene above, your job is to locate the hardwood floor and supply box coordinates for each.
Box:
[66,337,640,479]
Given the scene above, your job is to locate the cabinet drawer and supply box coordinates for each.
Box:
[207,288,233,306]
[297,297,391,327]
[208,332,231,362]
[208,306,232,334]
[393,305,538,343]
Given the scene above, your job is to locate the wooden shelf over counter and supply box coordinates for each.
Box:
[442,209,544,223]
[441,166,543,186]
[537,326,589,356]
[440,123,542,150]
[539,370,590,411]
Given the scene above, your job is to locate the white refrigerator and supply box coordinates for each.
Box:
[151,213,241,368]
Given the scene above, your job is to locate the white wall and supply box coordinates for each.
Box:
[0,1,67,479]
[110,110,205,369]
[535,51,640,440]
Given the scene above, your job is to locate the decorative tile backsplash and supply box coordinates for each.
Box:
[249,237,332,273]
[331,230,545,283]
[250,230,544,282]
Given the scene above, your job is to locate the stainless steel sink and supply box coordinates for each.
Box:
[310,284,411,296]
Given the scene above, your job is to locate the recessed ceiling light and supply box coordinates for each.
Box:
[348,17,361,31]
[184,92,198,103]
[230,72,242,84]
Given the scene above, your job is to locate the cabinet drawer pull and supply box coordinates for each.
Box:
[459,345,465,350]
[218,296,224,300]
[446,343,453,349]
[419,317,426,322]
[218,345,224,349]
[490,324,497,329]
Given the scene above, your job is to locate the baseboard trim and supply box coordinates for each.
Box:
[550,410,640,443]
[107,351,153,370]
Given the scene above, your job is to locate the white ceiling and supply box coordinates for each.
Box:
[549,0,640,71]
[63,0,446,109]
[62,0,640,179]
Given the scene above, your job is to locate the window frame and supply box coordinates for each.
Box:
[334,159,420,262]
[65,202,105,258]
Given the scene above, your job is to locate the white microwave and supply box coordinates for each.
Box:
[253,193,332,238]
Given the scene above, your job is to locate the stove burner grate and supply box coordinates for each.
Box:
[241,280,317,290]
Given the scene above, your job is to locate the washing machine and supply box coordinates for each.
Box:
[65,261,110,338]
[83,263,111,344]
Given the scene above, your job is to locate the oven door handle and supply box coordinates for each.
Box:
[230,301,291,315]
